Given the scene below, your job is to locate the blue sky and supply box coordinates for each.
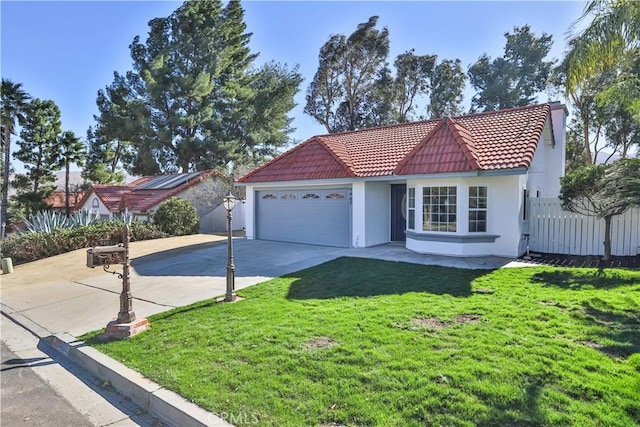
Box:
[1,1,586,171]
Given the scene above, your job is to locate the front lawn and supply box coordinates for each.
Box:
[85,258,640,426]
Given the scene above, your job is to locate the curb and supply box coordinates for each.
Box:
[2,307,232,427]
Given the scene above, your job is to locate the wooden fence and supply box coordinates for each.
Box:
[528,198,640,256]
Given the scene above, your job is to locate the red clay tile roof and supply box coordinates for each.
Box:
[91,186,131,211]
[239,103,553,183]
[45,190,87,210]
[394,117,480,175]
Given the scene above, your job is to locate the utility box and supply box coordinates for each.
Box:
[86,246,126,268]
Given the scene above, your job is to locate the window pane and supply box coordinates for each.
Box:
[421,186,457,232]
[468,186,487,233]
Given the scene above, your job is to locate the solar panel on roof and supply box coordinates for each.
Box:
[134,171,202,190]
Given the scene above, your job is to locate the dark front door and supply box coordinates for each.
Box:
[391,184,407,241]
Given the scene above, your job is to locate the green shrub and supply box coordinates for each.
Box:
[1,220,166,265]
[153,197,199,236]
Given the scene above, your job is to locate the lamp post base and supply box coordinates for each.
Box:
[99,317,150,340]
[216,295,243,304]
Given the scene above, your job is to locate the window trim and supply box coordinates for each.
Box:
[407,188,415,230]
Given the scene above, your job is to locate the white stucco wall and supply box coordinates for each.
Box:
[172,179,224,217]
[364,181,391,247]
[351,182,366,247]
[78,192,112,220]
[405,175,523,257]
[244,186,256,240]
[527,106,567,198]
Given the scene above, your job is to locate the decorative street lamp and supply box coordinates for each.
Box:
[222,190,237,302]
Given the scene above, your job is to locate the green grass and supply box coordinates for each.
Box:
[84,258,640,426]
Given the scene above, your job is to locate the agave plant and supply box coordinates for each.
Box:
[115,211,135,225]
[23,210,69,234]
[69,209,100,228]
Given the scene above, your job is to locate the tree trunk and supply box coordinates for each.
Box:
[65,161,70,217]
[582,112,593,165]
[1,128,10,236]
[603,215,612,261]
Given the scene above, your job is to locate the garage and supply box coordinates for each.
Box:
[256,188,351,247]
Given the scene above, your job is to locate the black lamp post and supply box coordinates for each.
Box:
[222,190,237,302]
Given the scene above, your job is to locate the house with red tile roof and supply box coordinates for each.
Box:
[77,170,230,229]
[237,102,567,257]
[45,190,87,214]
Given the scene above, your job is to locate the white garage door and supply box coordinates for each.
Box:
[256,189,351,247]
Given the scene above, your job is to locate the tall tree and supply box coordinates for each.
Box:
[305,17,467,132]
[92,0,301,175]
[429,59,467,118]
[1,79,31,232]
[468,25,555,112]
[556,37,639,165]
[82,126,127,184]
[83,72,138,184]
[391,51,436,122]
[305,16,390,132]
[559,159,640,260]
[567,0,640,118]
[193,61,302,169]
[56,131,86,216]
[13,99,62,217]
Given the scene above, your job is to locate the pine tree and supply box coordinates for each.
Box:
[13,99,62,217]
[90,0,301,175]
[468,25,555,112]
[57,131,86,216]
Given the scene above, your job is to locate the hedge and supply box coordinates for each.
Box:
[1,221,166,266]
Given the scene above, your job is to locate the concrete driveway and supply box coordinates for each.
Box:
[0,237,349,337]
[1,235,519,338]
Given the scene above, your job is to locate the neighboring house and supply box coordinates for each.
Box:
[45,190,87,214]
[238,102,567,258]
[77,171,239,231]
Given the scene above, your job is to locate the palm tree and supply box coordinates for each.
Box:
[1,79,31,235]
[57,131,86,216]
[567,0,640,94]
